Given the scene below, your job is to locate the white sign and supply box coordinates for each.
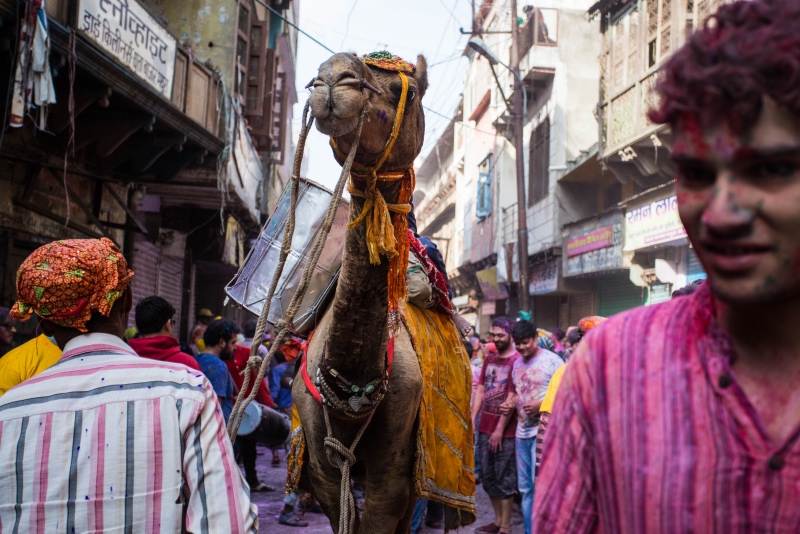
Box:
[529,258,558,295]
[624,195,687,251]
[78,0,176,98]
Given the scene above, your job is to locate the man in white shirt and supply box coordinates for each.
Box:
[0,238,257,532]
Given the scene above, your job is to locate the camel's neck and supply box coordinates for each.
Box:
[324,178,403,382]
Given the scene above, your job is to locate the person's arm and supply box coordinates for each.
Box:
[489,391,517,452]
[183,382,259,532]
[471,384,485,429]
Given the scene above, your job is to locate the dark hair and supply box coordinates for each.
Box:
[672,278,704,298]
[552,327,565,342]
[511,319,537,343]
[203,318,237,348]
[243,319,258,339]
[567,328,582,347]
[134,296,175,335]
[462,340,474,358]
[491,316,514,335]
[650,0,800,134]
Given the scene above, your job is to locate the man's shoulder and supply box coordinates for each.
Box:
[537,349,563,366]
[577,294,702,368]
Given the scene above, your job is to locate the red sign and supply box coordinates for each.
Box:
[566,226,614,257]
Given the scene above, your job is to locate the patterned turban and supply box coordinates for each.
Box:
[11,238,134,332]
[578,316,606,335]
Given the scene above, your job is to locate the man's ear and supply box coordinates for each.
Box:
[39,320,54,337]
[122,286,133,314]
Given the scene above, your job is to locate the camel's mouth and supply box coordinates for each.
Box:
[314,113,361,138]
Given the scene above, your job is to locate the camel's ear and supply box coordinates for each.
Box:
[414,55,428,99]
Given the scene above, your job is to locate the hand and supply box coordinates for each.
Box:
[499,400,514,415]
[488,430,503,453]
[522,402,537,416]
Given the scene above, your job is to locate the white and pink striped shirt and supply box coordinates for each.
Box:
[0,333,258,533]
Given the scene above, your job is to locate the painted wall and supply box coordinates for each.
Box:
[147,0,239,89]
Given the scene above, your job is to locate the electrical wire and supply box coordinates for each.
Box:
[252,0,335,54]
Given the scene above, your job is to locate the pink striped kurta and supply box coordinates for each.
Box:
[0,333,257,533]
[534,284,800,533]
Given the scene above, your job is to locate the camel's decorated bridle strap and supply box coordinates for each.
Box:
[330,63,415,317]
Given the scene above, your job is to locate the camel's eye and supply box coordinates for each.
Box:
[408,90,416,102]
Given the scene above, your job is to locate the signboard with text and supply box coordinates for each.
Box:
[624,195,687,251]
[562,210,626,277]
[78,0,177,98]
[529,258,558,295]
[566,226,615,257]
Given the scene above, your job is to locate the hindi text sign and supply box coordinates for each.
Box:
[529,258,558,295]
[566,226,615,257]
[624,195,687,251]
[78,0,176,98]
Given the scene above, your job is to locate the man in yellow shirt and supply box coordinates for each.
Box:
[0,333,62,395]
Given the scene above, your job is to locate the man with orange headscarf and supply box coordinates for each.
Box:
[0,238,257,531]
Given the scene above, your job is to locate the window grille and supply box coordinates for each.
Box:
[528,119,550,206]
[476,154,493,219]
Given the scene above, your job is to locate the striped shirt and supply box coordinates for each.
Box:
[534,284,800,533]
[0,332,258,533]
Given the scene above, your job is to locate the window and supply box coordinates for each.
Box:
[528,119,550,206]
[476,154,493,219]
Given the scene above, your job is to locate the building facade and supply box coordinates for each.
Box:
[0,0,297,342]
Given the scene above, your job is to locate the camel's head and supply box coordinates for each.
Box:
[307,52,428,172]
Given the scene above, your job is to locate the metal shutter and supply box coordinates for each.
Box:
[597,273,646,318]
[129,238,160,327]
[157,255,184,336]
[648,283,672,305]
[568,291,594,325]
[533,295,559,332]
[687,248,706,283]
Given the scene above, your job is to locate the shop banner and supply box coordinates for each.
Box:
[566,226,614,257]
[529,258,558,295]
[78,0,177,98]
[476,266,509,301]
[625,195,687,251]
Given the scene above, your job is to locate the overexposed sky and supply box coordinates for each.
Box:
[291,0,475,189]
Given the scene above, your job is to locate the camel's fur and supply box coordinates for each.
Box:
[293,53,428,533]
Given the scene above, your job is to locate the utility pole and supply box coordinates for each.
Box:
[509,0,530,315]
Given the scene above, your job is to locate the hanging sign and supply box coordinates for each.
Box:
[529,258,558,295]
[78,0,177,98]
[566,226,615,257]
[624,195,687,251]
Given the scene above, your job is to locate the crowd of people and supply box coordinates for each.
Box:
[1,1,800,531]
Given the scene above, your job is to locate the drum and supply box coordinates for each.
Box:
[225,178,349,335]
[237,402,291,448]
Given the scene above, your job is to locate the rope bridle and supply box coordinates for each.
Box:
[227,60,416,534]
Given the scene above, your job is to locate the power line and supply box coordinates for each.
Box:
[423,105,496,135]
[253,0,334,54]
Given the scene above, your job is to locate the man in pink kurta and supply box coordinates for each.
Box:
[535,0,800,532]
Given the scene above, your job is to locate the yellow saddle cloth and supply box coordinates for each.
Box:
[285,303,476,527]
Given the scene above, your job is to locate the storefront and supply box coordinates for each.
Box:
[562,209,636,320]
[624,193,706,301]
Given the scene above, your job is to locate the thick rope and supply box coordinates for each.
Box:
[227,105,367,441]
[323,402,377,534]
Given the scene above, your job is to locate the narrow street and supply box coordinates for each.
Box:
[247,445,524,533]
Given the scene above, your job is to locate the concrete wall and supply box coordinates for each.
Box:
[148,0,240,89]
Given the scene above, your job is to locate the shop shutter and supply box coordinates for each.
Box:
[597,273,646,318]
[568,291,594,326]
[648,283,672,305]
[129,238,160,327]
[533,295,559,332]
[686,248,706,283]
[157,255,184,336]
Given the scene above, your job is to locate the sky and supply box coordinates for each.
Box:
[291,0,475,190]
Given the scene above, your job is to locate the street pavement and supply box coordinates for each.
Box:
[243,444,525,533]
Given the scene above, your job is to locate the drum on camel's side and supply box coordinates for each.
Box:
[225,178,349,335]
[237,402,291,448]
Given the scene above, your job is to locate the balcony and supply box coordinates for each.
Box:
[517,8,558,62]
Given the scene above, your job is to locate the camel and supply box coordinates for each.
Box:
[291,52,469,534]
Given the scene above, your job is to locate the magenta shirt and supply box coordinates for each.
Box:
[535,283,800,533]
